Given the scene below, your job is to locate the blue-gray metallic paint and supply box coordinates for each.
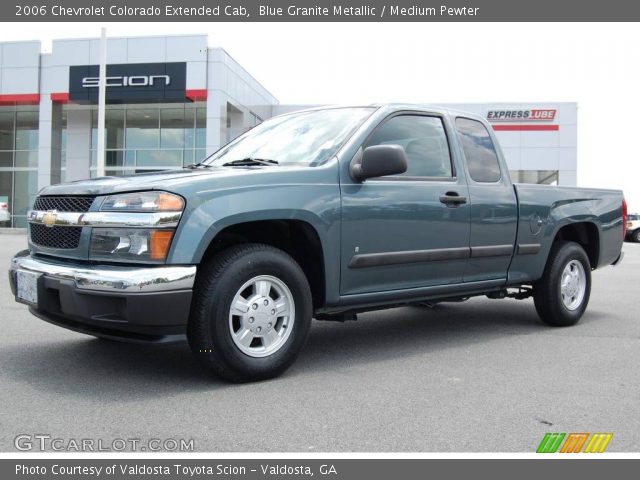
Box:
[31,104,625,312]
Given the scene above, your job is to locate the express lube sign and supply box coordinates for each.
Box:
[487,109,557,122]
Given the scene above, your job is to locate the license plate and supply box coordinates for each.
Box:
[16,270,40,305]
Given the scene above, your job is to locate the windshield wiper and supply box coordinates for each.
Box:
[183,162,211,170]
[222,158,279,167]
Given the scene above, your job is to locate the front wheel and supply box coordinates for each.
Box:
[533,241,591,327]
[633,229,640,243]
[188,243,313,382]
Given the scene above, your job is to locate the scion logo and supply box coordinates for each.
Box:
[81,75,171,88]
[69,62,186,104]
[487,109,557,122]
[536,432,613,453]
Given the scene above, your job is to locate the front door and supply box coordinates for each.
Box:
[340,113,471,296]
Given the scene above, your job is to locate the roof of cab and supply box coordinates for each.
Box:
[277,103,487,123]
[371,103,487,122]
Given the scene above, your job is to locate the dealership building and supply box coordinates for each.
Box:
[0,34,576,227]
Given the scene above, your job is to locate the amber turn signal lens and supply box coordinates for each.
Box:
[149,230,174,260]
[157,193,185,211]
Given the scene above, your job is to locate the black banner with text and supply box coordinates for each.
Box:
[3,459,640,480]
[7,0,640,22]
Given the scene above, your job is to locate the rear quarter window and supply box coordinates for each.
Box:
[455,117,502,183]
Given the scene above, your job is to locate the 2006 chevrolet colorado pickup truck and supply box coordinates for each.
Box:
[9,105,627,381]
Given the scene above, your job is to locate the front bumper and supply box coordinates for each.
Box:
[9,251,197,343]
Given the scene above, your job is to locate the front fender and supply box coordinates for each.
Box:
[167,182,342,304]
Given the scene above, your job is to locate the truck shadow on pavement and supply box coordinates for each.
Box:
[2,298,605,399]
[294,299,596,377]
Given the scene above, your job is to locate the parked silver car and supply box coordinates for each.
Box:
[0,201,10,225]
[626,213,640,242]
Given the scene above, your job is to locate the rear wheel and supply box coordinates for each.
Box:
[188,243,313,382]
[533,241,591,327]
[633,229,640,243]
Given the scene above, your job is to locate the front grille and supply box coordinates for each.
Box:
[33,196,95,213]
[30,224,82,249]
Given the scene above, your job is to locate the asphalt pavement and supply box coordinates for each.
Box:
[1,234,638,452]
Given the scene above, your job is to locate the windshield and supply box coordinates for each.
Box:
[203,107,375,167]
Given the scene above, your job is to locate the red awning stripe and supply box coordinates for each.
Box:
[0,93,40,105]
[492,124,559,131]
[185,89,207,101]
[50,92,70,103]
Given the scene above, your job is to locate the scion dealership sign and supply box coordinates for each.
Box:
[69,62,187,104]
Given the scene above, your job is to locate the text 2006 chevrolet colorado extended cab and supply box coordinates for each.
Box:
[9,105,627,381]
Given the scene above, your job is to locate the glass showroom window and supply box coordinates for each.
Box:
[0,109,39,227]
[90,104,206,177]
[510,170,559,185]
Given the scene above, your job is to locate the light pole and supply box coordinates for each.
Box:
[95,27,107,178]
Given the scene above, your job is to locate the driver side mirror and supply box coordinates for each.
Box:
[350,145,408,181]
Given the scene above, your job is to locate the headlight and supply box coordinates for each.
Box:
[90,192,184,263]
[90,228,174,263]
[100,191,184,212]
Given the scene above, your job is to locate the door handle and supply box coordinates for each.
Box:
[439,192,467,206]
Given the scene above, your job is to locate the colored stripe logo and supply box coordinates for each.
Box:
[537,433,565,453]
[537,433,612,453]
[584,433,613,453]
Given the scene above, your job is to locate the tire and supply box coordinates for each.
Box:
[634,229,640,243]
[188,243,313,382]
[533,241,591,327]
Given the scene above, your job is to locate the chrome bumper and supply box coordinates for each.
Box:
[10,251,196,293]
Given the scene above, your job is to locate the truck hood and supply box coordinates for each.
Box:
[38,167,273,196]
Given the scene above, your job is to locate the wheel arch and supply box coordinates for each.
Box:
[197,216,328,310]
[551,221,600,269]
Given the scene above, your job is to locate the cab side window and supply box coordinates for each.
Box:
[455,117,501,183]
[364,115,453,179]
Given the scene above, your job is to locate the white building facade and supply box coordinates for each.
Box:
[0,34,576,227]
[445,102,577,187]
[0,34,278,227]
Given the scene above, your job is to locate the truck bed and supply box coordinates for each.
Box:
[508,184,624,284]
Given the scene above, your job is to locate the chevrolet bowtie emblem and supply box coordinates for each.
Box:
[42,210,58,228]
